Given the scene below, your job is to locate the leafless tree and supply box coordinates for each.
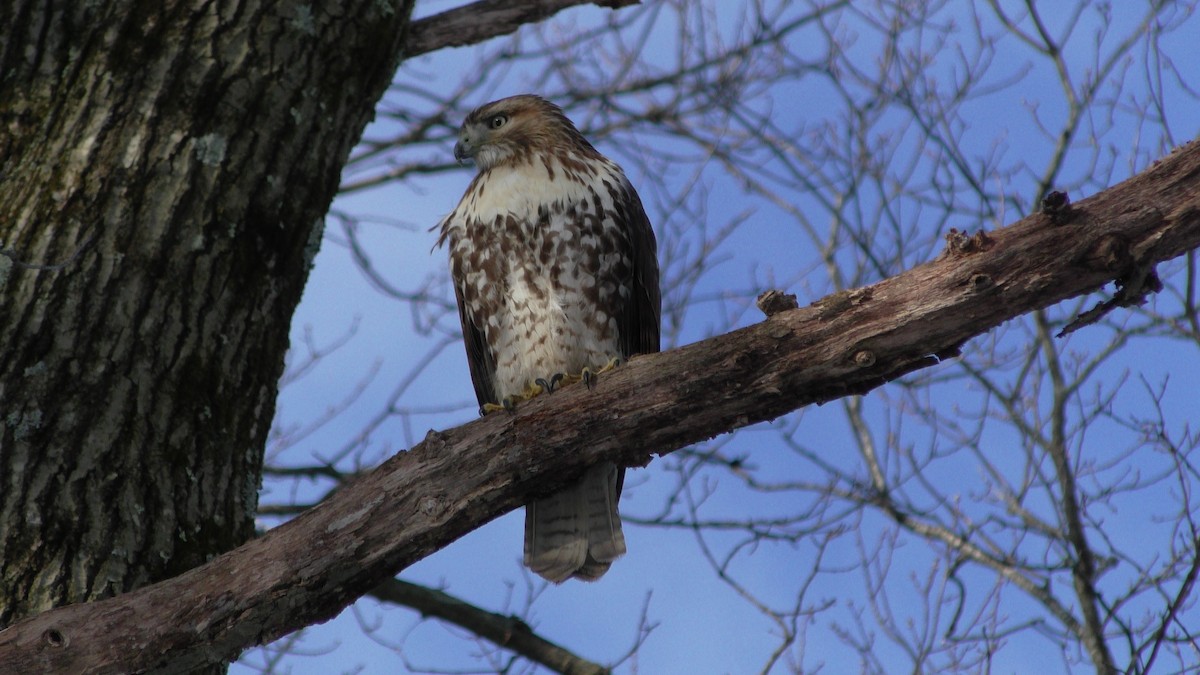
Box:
[269,1,1200,672]
[3,1,1199,674]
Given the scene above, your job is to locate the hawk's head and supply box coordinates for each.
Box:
[453,94,595,170]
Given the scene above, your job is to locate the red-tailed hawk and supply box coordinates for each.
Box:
[437,95,660,582]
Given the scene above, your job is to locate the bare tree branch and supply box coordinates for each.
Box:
[2,138,1198,674]
[402,0,641,58]
[370,579,609,675]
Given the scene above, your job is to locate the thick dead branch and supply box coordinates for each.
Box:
[1,140,1198,674]
[403,0,640,57]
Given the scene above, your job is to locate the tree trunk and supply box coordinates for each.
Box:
[0,0,415,628]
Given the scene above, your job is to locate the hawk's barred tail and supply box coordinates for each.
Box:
[524,462,626,583]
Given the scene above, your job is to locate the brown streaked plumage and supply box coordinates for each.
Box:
[437,95,660,583]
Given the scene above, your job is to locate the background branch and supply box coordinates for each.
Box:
[370,579,610,675]
[403,0,641,58]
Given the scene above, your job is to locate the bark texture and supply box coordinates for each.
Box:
[0,0,416,626]
[1,139,1196,674]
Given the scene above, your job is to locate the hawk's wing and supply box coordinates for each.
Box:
[454,280,499,408]
[617,181,661,359]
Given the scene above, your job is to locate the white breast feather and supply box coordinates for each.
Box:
[447,153,628,400]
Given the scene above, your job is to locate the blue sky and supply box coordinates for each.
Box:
[234,2,1200,673]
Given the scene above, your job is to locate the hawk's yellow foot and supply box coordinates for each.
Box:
[582,356,623,389]
[479,359,621,414]
[481,400,514,414]
[480,379,552,414]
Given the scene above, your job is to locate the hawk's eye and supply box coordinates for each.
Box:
[489,114,508,129]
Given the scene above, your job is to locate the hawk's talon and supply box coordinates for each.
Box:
[481,396,521,414]
[534,372,566,394]
[484,377,561,414]
[557,372,583,386]
[582,356,623,390]
[493,360,624,407]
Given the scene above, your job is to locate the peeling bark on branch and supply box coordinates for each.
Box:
[1,140,1198,673]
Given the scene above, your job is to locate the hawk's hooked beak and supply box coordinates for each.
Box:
[454,133,475,164]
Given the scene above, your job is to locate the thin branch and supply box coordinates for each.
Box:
[370,579,609,675]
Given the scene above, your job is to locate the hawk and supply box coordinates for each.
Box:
[437,95,660,583]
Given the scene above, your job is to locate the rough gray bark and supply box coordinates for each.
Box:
[0,0,417,626]
[1,138,1196,674]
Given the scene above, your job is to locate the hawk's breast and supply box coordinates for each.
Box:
[445,153,634,401]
